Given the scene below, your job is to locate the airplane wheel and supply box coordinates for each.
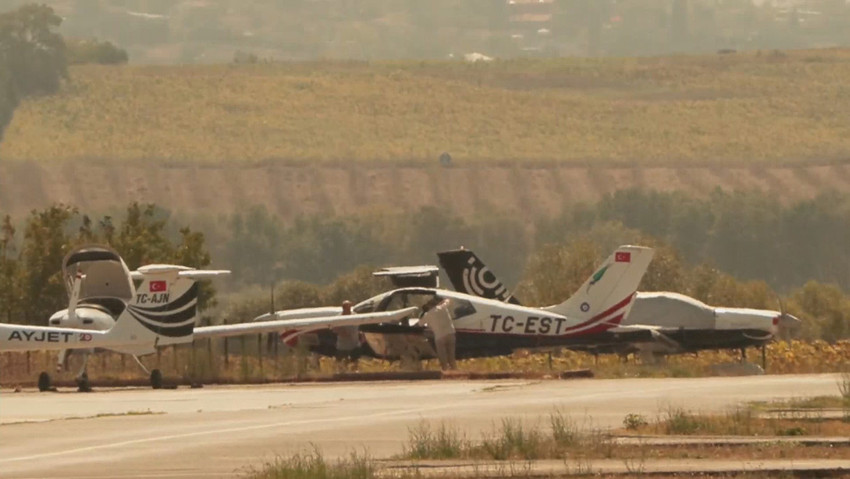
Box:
[37,372,51,392]
[150,369,163,389]
[76,373,92,393]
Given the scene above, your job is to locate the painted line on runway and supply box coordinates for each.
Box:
[0,404,451,464]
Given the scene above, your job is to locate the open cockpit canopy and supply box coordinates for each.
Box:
[62,245,134,314]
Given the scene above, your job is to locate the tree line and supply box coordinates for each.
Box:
[4,190,850,342]
[213,189,850,294]
[0,203,212,326]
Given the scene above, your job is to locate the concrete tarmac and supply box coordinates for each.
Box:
[0,374,843,478]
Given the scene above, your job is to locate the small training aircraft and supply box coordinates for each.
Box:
[256,245,654,362]
[437,247,800,363]
[4,245,417,391]
[9,245,230,391]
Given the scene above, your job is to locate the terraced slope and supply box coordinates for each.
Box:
[1,161,848,220]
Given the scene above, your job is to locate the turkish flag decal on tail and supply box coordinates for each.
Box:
[149,280,167,292]
[615,251,631,263]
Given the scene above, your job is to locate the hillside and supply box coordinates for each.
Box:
[3,50,850,165]
[2,160,849,222]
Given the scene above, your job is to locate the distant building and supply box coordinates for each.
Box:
[507,0,555,53]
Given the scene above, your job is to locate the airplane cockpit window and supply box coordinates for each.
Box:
[378,291,437,313]
[449,299,476,320]
[353,299,376,314]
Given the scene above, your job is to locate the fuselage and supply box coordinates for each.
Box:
[280,287,635,360]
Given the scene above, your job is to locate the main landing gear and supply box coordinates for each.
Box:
[150,369,163,389]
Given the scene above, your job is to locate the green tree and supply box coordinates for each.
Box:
[788,281,850,342]
[321,265,390,306]
[0,214,19,323]
[113,203,173,269]
[515,239,601,307]
[225,206,283,286]
[0,3,67,141]
[19,204,76,324]
[66,37,128,65]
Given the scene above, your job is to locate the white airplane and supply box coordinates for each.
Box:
[6,245,417,391]
[255,246,655,361]
[6,245,229,391]
[437,247,801,362]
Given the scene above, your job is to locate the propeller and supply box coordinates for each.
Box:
[775,295,801,341]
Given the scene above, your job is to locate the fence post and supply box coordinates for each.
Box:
[207,338,214,381]
[257,334,264,380]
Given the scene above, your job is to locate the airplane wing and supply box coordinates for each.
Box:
[253,306,344,322]
[194,306,419,339]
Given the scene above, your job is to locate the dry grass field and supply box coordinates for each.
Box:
[2,50,850,219]
[2,49,850,165]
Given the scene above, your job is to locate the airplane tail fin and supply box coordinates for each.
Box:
[544,246,654,330]
[111,265,205,353]
[437,248,521,305]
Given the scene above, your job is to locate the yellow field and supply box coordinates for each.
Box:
[3,49,850,164]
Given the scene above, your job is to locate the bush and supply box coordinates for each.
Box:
[622,413,648,431]
[662,407,703,435]
[66,38,128,65]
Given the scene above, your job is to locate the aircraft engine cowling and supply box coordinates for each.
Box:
[48,307,115,331]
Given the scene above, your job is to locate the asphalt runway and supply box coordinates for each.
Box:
[0,374,844,478]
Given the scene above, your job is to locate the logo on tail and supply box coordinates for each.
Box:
[586,264,610,292]
[438,249,520,304]
[127,282,198,338]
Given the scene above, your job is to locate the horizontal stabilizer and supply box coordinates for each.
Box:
[373,266,439,277]
[374,266,439,288]
[130,265,230,279]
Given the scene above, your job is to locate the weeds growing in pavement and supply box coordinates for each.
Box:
[404,421,466,459]
[245,449,378,479]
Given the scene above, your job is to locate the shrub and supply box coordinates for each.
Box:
[66,38,128,65]
[622,413,648,431]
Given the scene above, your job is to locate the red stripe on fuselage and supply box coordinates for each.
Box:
[564,313,625,337]
[280,329,300,346]
[558,293,634,334]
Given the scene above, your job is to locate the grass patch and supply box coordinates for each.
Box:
[244,450,381,479]
[404,421,467,459]
[839,371,850,400]
[244,446,835,479]
[631,404,850,437]
[401,411,615,461]
[750,395,850,410]
[401,407,850,462]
